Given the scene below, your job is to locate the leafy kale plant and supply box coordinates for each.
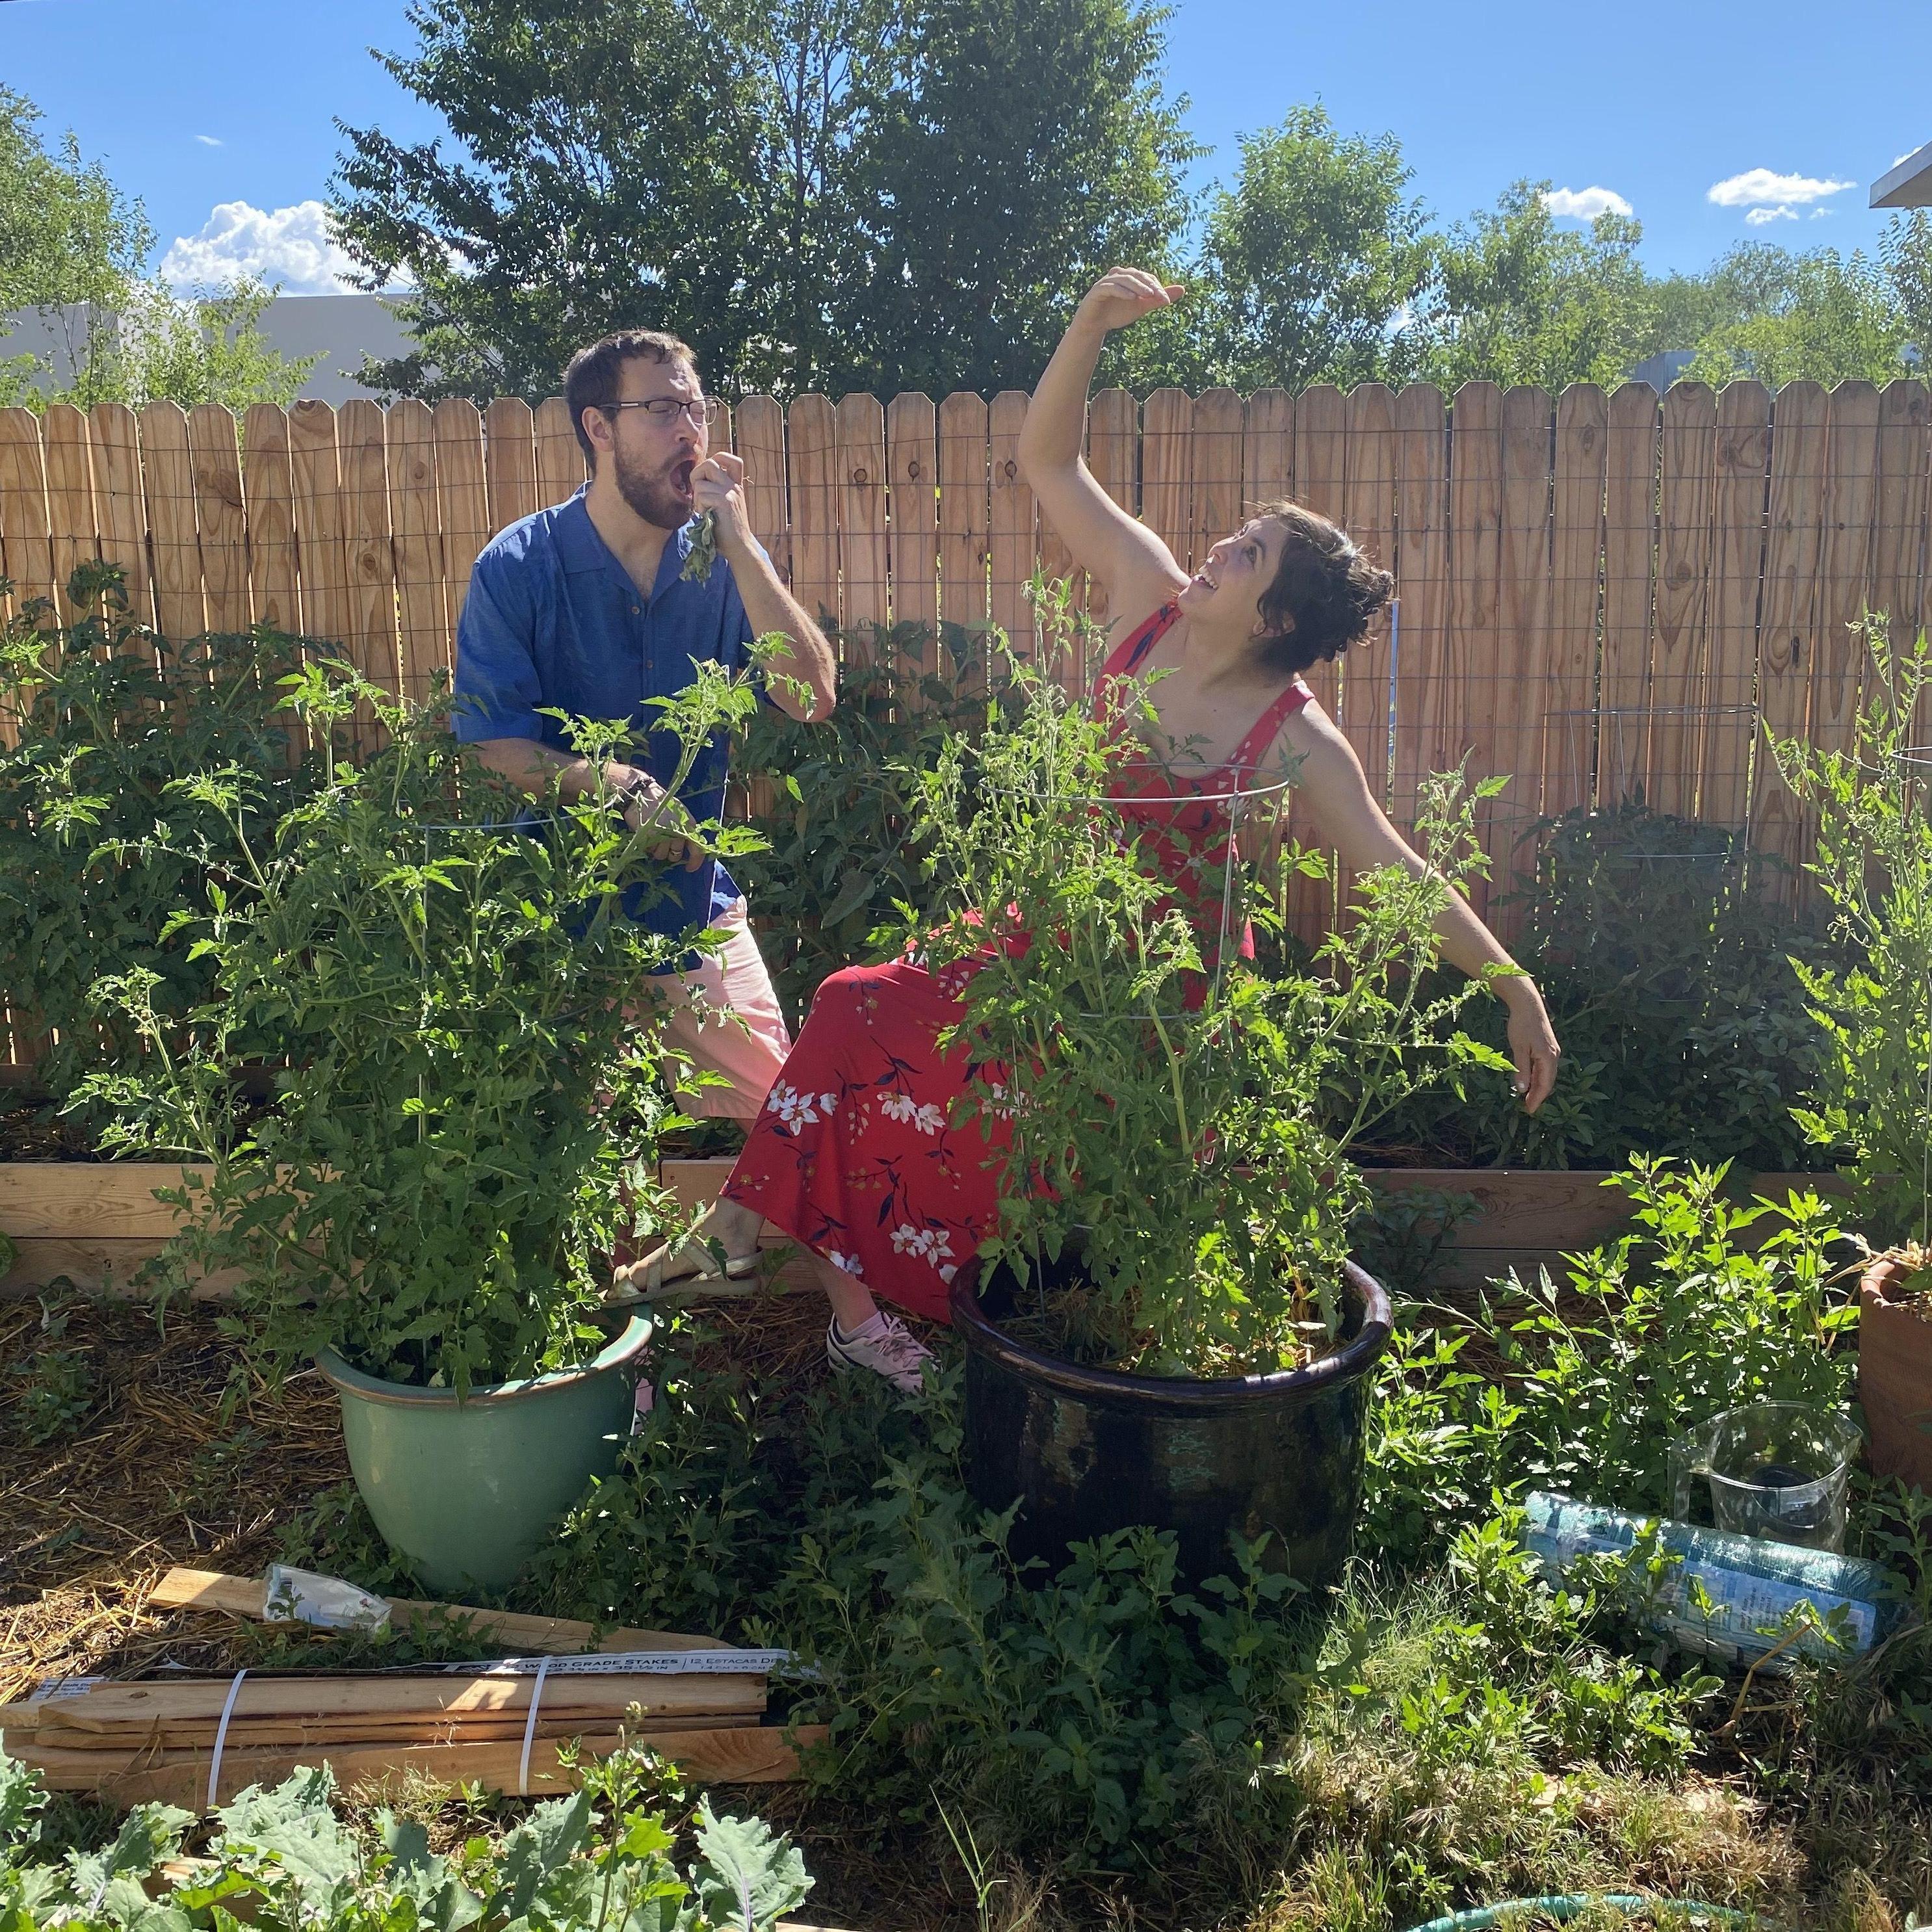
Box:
[904,595,1508,1376]
[81,657,768,1391]
[0,1743,811,1932]
[1777,625,1932,1247]
[0,563,320,1130]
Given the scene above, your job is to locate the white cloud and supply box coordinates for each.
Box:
[1707,168,1855,214]
[194,134,222,148]
[1542,185,1633,222]
[1745,205,1797,226]
[1810,206,1833,219]
[159,199,360,295]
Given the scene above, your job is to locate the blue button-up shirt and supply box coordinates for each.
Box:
[453,489,753,935]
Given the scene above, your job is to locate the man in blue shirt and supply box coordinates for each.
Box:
[454,326,837,1233]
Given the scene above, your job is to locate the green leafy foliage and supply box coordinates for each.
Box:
[0,563,322,1126]
[1777,628,1932,1248]
[0,1747,810,1932]
[79,657,770,1389]
[6,1317,95,1447]
[731,618,997,1019]
[1364,1160,1857,1564]
[1365,802,1834,1173]
[898,588,1504,1374]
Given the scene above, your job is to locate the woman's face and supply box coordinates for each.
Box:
[1175,516,1286,636]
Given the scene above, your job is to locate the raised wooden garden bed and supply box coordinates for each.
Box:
[0,1158,1849,1299]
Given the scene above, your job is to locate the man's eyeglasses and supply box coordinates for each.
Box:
[601,396,723,428]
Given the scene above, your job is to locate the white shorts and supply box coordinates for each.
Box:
[646,899,792,1120]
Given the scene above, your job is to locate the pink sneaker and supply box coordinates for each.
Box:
[826,1311,933,1394]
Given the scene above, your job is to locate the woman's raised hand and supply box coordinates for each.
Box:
[1077,267,1184,334]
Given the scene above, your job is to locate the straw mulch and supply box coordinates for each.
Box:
[0,1294,348,1702]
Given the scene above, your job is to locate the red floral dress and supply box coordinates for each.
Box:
[720,603,1312,1322]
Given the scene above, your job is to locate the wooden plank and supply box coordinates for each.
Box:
[0,1163,205,1238]
[1241,388,1294,509]
[1490,386,1551,924]
[1292,385,1350,725]
[1700,384,1772,830]
[89,1723,822,1808]
[1444,382,1504,919]
[1084,387,1139,630]
[937,390,989,637]
[385,399,448,701]
[1648,382,1717,818]
[432,400,491,629]
[287,400,350,647]
[733,395,789,586]
[0,407,56,618]
[1871,380,1930,655]
[1753,383,1829,891]
[185,405,250,633]
[987,391,1034,657]
[1810,382,1881,765]
[834,391,889,651]
[241,404,300,637]
[1598,384,1660,807]
[1341,384,1398,806]
[42,402,96,620]
[1140,387,1193,570]
[787,394,839,633]
[89,404,153,627]
[483,396,539,540]
[885,391,938,638]
[1389,384,1449,830]
[145,1568,735,1657]
[137,403,205,642]
[1190,387,1245,577]
[0,1238,229,1301]
[534,395,586,507]
[1544,384,1607,820]
[339,398,399,694]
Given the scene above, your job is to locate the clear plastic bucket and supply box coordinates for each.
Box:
[1667,1400,1861,1552]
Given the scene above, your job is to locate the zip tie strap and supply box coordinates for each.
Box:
[516,1653,551,1797]
[207,1669,248,1810]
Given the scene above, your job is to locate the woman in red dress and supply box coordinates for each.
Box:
[620,269,1563,1389]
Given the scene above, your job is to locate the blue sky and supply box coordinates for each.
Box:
[3,0,1928,296]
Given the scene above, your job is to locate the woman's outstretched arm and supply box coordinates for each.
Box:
[1282,704,1562,1114]
[1019,269,1191,628]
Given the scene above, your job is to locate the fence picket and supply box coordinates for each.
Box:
[1446,382,1504,918]
[1390,384,1449,831]
[1141,388,1192,570]
[184,405,249,634]
[1491,386,1552,923]
[988,393,1034,657]
[534,397,585,508]
[386,398,447,700]
[1753,383,1829,895]
[288,400,350,649]
[1084,388,1139,629]
[1599,384,1660,807]
[1703,384,1771,829]
[937,391,989,638]
[1545,385,1606,820]
[42,404,96,621]
[241,403,300,637]
[0,409,55,623]
[432,401,491,631]
[339,398,398,694]
[1190,388,1245,576]
[1341,384,1397,804]
[836,392,889,651]
[1872,381,1929,655]
[886,392,938,640]
[787,395,839,634]
[139,402,205,643]
[1649,384,1717,819]
[88,404,150,629]
[733,395,789,584]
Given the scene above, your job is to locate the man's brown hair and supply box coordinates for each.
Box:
[562,330,699,466]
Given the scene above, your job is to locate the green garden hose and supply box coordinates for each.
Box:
[1401,1896,1766,1932]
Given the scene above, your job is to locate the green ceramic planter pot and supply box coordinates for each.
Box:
[315,1315,652,1593]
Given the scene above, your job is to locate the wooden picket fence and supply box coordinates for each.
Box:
[1,377,1928,965]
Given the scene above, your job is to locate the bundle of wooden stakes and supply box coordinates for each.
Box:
[0,1569,822,1809]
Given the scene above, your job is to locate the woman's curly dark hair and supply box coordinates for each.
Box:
[1249,501,1394,677]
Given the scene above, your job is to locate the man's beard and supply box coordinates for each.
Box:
[612,446,694,530]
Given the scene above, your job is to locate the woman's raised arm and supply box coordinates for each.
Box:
[1018,270,1192,627]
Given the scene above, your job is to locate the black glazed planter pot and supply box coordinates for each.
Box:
[948,1253,1393,1587]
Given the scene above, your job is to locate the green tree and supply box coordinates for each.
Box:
[0,88,315,412]
[1414,183,1657,391]
[1880,210,1932,362]
[1685,245,1914,386]
[331,0,1192,400]
[1133,105,1433,392]
[834,0,1194,396]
